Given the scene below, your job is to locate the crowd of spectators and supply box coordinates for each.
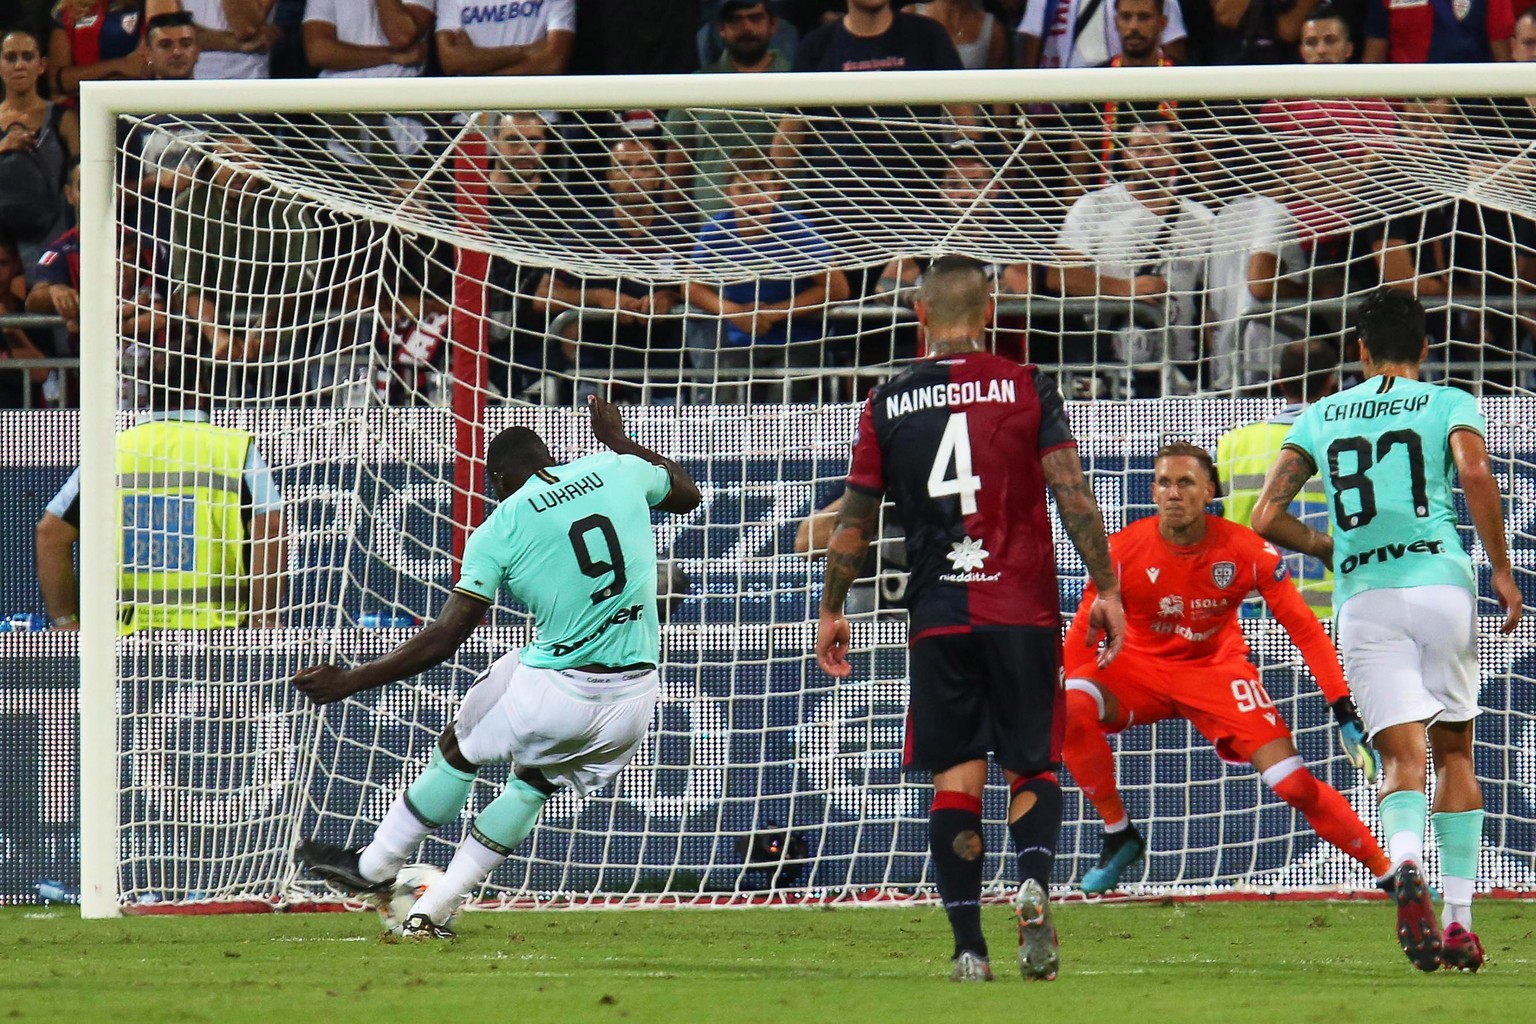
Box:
[2,0,1535,407]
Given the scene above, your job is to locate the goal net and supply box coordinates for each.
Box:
[78,67,1536,916]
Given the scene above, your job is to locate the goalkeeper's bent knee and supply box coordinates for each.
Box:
[404,748,478,828]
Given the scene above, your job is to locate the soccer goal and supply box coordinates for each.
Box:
[77,65,1536,917]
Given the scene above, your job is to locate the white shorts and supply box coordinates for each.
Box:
[453,649,659,798]
[1335,585,1481,737]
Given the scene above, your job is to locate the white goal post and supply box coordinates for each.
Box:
[77,65,1536,918]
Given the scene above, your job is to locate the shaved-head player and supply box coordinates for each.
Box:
[816,255,1125,982]
[292,396,700,937]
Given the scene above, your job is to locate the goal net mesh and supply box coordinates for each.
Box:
[102,81,1536,909]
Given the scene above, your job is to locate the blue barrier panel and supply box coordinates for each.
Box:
[2,403,1534,902]
[3,625,1533,904]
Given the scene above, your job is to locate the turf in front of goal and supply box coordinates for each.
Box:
[4,902,1531,1024]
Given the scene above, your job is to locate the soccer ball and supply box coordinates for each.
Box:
[374,863,452,935]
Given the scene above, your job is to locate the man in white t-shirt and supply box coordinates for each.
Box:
[304,0,437,79]
[1019,0,1186,67]
[1207,193,1308,391]
[436,0,576,76]
[184,0,279,80]
[1047,117,1212,395]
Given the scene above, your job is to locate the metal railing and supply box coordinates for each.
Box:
[1234,293,1536,387]
[14,290,1533,411]
[534,296,1176,403]
[0,312,74,410]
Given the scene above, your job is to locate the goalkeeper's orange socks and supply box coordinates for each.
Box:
[1007,772,1062,889]
[1062,688,1127,827]
[1263,756,1390,877]
[930,791,987,958]
[360,749,478,883]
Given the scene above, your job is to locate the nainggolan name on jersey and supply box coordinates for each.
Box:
[885,378,1018,419]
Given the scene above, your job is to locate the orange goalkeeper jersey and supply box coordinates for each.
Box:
[1063,514,1348,703]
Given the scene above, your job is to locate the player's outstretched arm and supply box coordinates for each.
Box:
[1451,428,1524,634]
[587,395,702,514]
[816,487,880,677]
[292,592,491,705]
[1042,447,1123,666]
[1252,448,1333,569]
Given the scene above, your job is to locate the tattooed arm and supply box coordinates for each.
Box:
[1042,446,1124,667]
[1251,448,1334,569]
[816,487,882,677]
[820,488,881,615]
[1043,447,1115,593]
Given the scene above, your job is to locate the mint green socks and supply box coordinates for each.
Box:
[358,749,478,882]
[471,778,550,855]
[405,749,478,827]
[1379,790,1428,868]
[1433,809,1484,929]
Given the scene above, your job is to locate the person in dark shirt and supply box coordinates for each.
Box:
[484,112,575,403]
[685,152,851,403]
[0,239,50,408]
[773,0,969,246]
[793,0,962,70]
[569,0,698,75]
[1190,0,1316,64]
[534,134,688,402]
[1363,98,1533,393]
[816,255,1124,983]
[1362,0,1514,62]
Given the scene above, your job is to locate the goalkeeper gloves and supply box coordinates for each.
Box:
[1330,697,1379,783]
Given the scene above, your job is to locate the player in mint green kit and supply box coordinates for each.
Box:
[1253,289,1523,974]
[292,395,701,937]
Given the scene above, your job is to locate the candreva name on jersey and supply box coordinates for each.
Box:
[886,378,1017,419]
[1322,393,1430,422]
[527,472,605,513]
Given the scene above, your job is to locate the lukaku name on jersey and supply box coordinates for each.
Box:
[525,471,604,513]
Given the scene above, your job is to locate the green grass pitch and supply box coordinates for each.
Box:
[2,901,1531,1024]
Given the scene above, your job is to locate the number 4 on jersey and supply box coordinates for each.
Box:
[927,412,982,515]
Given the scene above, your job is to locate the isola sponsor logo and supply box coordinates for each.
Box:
[1338,539,1445,575]
[528,472,603,513]
[462,1,546,26]
[550,602,646,657]
[885,378,1017,418]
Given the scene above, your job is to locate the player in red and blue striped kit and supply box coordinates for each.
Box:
[816,256,1124,982]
